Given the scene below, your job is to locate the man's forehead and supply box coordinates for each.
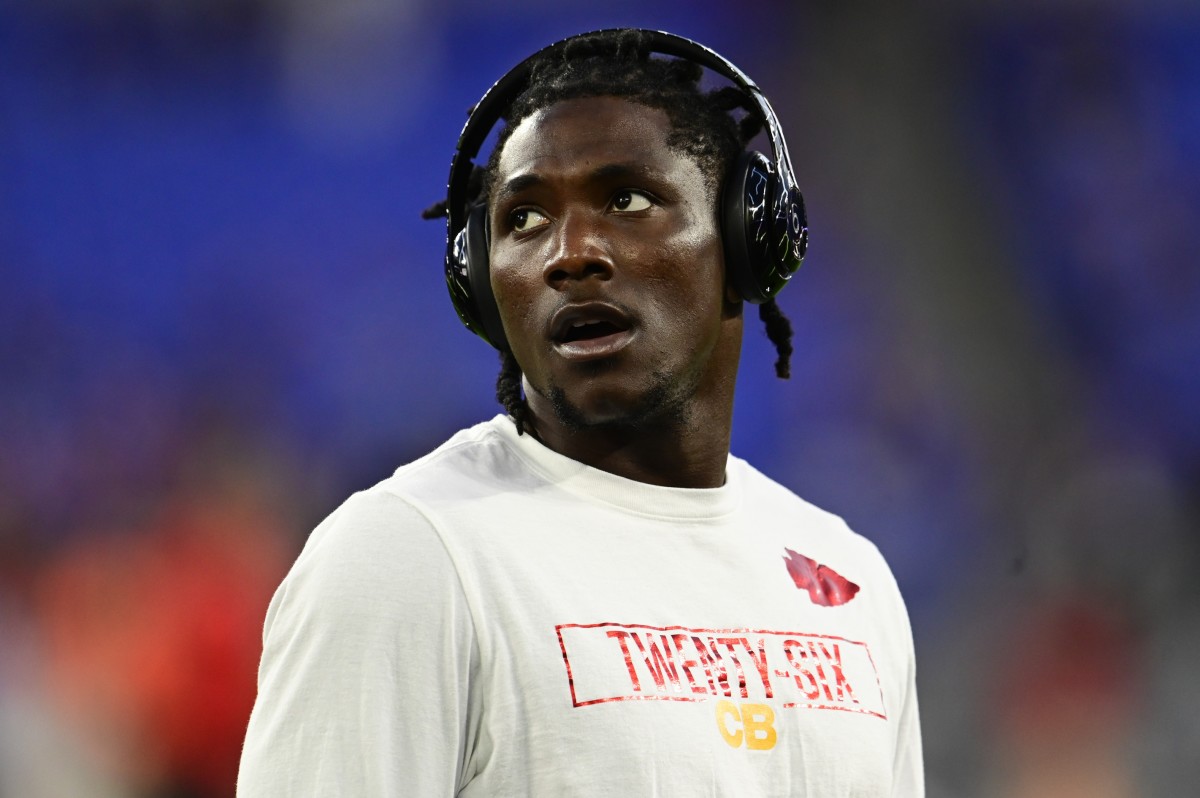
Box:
[493,97,694,186]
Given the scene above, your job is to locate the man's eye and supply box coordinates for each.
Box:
[611,190,653,212]
[510,208,549,232]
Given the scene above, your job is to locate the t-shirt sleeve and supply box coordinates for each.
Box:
[882,557,924,798]
[237,489,478,797]
[891,634,924,797]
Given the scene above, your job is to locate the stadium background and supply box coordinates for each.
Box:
[1,0,1197,794]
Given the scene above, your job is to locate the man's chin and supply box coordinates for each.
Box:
[546,379,688,434]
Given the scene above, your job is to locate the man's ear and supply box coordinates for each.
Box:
[725,282,743,304]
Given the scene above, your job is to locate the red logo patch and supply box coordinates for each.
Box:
[783,548,860,607]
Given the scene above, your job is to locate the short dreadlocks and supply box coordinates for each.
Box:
[423,29,794,435]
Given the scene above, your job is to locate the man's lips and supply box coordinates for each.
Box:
[549,302,636,361]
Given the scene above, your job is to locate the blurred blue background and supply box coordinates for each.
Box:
[1,0,1197,795]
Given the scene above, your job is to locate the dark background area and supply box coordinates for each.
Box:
[2,1,1197,795]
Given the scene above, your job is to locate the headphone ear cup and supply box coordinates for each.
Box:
[459,204,509,350]
[721,150,807,304]
[721,151,775,304]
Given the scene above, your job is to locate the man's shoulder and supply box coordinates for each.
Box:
[730,455,884,558]
[370,415,536,504]
[287,419,521,582]
[730,454,840,521]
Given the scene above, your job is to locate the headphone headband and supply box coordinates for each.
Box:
[443,28,807,349]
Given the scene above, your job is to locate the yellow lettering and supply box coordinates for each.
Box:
[715,699,743,748]
[715,700,777,750]
[740,702,777,750]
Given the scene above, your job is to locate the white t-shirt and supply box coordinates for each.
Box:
[238,416,923,796]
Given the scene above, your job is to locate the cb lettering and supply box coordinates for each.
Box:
[715,700,777,750]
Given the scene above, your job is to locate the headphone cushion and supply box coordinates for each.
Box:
[463,204,509,350]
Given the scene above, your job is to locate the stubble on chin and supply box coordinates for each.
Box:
[545,369,691,433]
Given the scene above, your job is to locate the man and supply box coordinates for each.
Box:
[238,29,923,796]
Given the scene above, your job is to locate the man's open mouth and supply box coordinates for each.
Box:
[550,303,636,360]
[559,319,626,344]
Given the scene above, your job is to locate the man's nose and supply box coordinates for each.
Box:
[542,210,615,289]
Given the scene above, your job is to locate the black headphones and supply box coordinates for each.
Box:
[442,29,808,351]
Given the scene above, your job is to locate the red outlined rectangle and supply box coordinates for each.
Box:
[555,622,886,719]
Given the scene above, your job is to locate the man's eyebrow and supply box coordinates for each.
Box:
[589,162,662,182]
[493,173,543,203]
[493,162,665,204]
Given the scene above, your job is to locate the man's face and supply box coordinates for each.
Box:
[488,96,743,430]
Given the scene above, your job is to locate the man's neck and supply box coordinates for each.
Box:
[524,403,733,489]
